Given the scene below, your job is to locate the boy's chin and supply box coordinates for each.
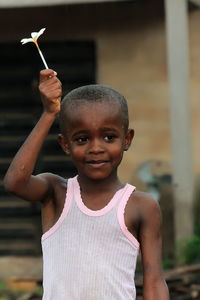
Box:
[79,171,113,181]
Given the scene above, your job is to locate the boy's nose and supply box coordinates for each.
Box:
[88,139,104,154]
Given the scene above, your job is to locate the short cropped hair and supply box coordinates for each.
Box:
[59,84,129,134]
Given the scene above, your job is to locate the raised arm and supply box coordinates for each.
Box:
[139,194,169,300]
[3,69,62,203]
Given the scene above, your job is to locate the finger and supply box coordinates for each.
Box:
[40,69,57,83]
[48,76,62,87]
[40,78,62,94]
[42,84,62,100]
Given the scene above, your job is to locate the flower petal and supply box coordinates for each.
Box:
[31,28,46,41]
[20,38,34,44]
[38,28,46,37]
[31,32,38,39]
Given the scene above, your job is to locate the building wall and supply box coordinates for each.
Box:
[189,8,200,178]
[0,0,199,188]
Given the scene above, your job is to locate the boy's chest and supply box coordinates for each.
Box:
[80,191,140,242]
[43,183,140,243]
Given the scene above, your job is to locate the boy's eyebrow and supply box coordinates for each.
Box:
[71,127,119,137]
[101,127,119,132]
[71,130,90,137]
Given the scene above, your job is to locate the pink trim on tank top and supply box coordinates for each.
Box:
[41,176,140,249]
[117,184,140,249]
[74,176,128,217]
[41,179,72,241]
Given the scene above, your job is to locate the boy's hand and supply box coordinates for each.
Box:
[39,69,62,115]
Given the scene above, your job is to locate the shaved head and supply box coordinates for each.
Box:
[59,84,129,135]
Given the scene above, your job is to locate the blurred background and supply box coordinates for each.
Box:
[0,0,200,298]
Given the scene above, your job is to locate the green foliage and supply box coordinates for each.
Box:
[178,235,200,265]
[0,282,6,292]
[0,282,7,300]
[33,287,43,296]
[0,280,42,299]
[174,216,200,265]
[163,258,174,270]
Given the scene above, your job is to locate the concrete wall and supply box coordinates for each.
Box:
[189,8,200,176]
[0,0,199,188]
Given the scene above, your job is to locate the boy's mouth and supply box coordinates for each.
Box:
[86,160,109,168]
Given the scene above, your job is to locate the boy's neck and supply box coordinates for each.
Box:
[77,174,124,195]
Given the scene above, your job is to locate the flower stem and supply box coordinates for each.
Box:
[35,41,49,69]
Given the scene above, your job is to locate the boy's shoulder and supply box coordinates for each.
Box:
[128,189,161,220]
[130,189,156,203]
[124,189,161,241]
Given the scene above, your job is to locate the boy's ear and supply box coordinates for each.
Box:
[57,134,70,155]
[124,129,134,151]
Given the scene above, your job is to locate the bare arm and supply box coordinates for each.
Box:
[3,69,62,203]
[139,196,169,300]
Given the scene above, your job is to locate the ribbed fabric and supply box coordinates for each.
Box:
[42,176,139,300]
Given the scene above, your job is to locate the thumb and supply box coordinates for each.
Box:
[40,69,57,83]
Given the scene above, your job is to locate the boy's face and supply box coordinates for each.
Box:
[58,101,134,181]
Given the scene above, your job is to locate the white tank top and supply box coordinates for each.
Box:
[41,176,139,300]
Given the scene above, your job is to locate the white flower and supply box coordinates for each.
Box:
[21,28,46,45]
[20,28,48,69]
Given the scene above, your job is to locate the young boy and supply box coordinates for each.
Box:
[4,69,169,299]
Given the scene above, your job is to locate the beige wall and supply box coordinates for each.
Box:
[96,22,171,185]
[189,8,200,177]
[0,1,199,187]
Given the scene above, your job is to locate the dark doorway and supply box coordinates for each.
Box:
[0,40,96,255]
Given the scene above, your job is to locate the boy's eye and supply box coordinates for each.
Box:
[75,137,88,143]
[104,135,116,142]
